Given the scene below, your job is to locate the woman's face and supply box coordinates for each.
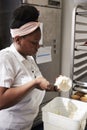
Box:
[16,28,41,57]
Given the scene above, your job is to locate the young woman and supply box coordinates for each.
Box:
[0,4,59,130]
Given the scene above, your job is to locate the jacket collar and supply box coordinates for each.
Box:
[9,43,26,62]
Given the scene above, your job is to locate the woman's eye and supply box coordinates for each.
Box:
[31,41,39,45]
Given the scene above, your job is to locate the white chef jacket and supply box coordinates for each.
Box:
[0,44,45,130]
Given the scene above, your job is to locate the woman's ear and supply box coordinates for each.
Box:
[14,36,21,43]
[14,36,23,47]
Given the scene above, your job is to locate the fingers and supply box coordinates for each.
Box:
[35,76,50,90]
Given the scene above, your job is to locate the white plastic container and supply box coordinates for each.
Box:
[42,97,87,130]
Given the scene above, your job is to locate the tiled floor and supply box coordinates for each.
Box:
[31,123,43,130]
[85,125,87,130]
[31,122,87,130]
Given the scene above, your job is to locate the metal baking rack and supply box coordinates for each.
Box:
[71,4,87,94]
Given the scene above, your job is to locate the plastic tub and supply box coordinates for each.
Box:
[42,97,87,130]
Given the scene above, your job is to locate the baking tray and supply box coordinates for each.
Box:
[74,80,87,87]
[73,85,87,93]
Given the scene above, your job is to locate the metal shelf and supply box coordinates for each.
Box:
[71,4,87,94]
[73,85,87,93]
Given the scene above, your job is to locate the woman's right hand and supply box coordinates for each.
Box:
[35,76,50,90]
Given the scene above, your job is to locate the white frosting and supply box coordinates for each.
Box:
[54,75,72,91]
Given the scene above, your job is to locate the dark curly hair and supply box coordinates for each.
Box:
[10,4,39,29]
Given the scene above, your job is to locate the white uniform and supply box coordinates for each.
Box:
[0,44,45,130]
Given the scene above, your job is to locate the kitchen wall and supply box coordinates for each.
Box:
[22,0,75,78]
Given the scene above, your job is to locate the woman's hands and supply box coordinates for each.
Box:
[35,76,60,92]
[35,76,50,90]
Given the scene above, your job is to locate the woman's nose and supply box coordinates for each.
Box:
[37,43,40,49]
